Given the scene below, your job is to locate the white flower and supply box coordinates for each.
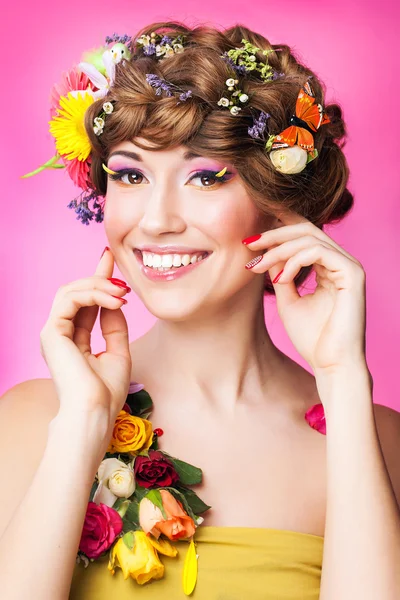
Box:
[269,145,308,174]
[173,43,184,53]
[239,93,249,103]
[92,458,136,507]
[94,125,103,136]
[78,48,120,100]
[217,97,230,107]
[226,78,235,87]
[94,117,105,128]
[137,34,151,45]
[102,102,114,114]
[249,55,256,62]
[230,106,242,115]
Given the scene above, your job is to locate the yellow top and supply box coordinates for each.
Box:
[70,526,324,599]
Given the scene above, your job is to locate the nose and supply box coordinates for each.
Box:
[137,185,186,237]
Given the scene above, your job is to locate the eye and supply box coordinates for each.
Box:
[108,169,147,185]
[188,170,233,190]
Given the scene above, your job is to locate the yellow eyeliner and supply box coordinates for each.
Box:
[102,163,118,175]
[215,166,227,178]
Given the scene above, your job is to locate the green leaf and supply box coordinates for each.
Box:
[177,486,212,515]
[163,454,203,485]
[88,480,98,502]
[123,531,136,550]
[149,435,159,450]
[145,489,167,519]
[133,485,148,502]
[126,389,153,417]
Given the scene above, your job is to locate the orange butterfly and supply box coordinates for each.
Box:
[271,79,330,154]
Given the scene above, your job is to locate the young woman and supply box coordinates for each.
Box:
[1,21,399,600]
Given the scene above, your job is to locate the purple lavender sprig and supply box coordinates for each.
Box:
[221,54,248,76]
[248,110,271,139]
[67,190,105,226]
[145,74,192,102]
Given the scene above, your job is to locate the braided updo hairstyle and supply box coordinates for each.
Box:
[84,21,354,295]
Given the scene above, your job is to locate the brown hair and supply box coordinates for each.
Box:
[85,21,354,295]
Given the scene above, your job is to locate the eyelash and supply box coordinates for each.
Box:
[108,168,233,189]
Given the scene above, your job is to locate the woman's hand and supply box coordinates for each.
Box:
[40,247,132,431]
[243,210,368,377]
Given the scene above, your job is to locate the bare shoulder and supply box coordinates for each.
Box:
[373,402,400,507]
[0,379,60,537]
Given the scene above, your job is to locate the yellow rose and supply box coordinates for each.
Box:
[108,530,178,585]
[107,410,153,455]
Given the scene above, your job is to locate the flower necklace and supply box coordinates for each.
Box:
[76,381,210,596]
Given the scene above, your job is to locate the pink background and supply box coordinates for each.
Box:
[1,0,399,409]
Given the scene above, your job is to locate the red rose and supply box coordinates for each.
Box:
[79,501,123,559]
[134,450,179,489]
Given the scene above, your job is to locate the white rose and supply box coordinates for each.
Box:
[217,97,230,107]
[226,78,235,87]
[93,458,135,507]
[230,106,242,115]
[269,145,308,174]
[239,93,249,103]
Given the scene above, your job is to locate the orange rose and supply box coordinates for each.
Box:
[107,410,153,455]
[139,489,196,541]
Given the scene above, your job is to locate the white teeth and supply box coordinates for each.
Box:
[152,254,162,268]
[141,251,208,270]
[161,254,173,268]
[173,254,182,267]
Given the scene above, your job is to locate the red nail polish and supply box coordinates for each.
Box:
[101,246,110,258]
[108,278,131,292]
[111,295,128,304]
[242,234,262,245]
[273,269,284,283]
[245,254,263,269]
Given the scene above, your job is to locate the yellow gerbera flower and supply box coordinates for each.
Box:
[48,91,94,162]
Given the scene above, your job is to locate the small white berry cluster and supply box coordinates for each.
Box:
[93,101,115,136]
[217,78,249,115]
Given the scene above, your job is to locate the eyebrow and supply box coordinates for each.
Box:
[108,150,203,162]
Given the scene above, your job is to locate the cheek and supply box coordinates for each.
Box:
[104,190,141,240]
[201,196,261,243]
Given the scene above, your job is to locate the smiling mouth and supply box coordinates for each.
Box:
[134,249,211,271]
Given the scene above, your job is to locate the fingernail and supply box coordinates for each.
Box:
[108,278,131,292]
[242,234,262,245]
[245,254,263,269]
[273,269,284,283]
[111,295,128,304]
[101,246,110,258]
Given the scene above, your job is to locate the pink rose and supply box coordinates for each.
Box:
[79,501,123,559]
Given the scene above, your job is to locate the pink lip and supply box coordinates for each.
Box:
[136,244,210,254]
[134,250,211,282]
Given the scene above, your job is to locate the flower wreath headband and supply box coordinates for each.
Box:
[21,32,331,225]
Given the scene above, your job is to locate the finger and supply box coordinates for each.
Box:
[273,244,360,289]
[99,303,131,359]
[245,237,333,274]
[40,289,128,394]
[243,223,359,264]
[72,278,131,351]
[72,248,117,351]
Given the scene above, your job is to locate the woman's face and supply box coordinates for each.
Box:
[104,138,275,321]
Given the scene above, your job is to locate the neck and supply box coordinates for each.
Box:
[138,290,289,414]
